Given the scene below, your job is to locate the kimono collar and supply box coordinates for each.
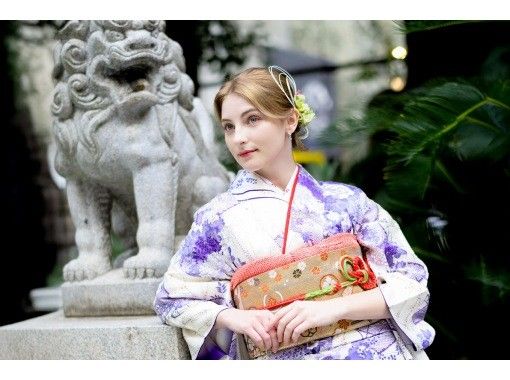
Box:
[228,164,321,200]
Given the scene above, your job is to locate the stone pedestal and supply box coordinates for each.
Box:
[62,268,160,317]
[30,286,63,311]
[0,310,190,359]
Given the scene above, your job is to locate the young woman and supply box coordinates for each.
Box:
[154,66,435,360]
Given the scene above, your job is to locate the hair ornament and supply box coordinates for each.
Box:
[268,65,297,107]
[268,65,316,129]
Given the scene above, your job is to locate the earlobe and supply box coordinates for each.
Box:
[286,110,299,132]
[287,122,298,136]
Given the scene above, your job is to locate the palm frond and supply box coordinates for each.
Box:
[384,154,436,201]
[465,257,510,299]
[372,188,431,215]
[412,246,450,263]
[396,21,480,34]
[480,47,510,84]
[386,81,510,164]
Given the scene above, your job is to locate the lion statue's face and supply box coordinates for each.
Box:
[52,20,193,122]
[89,20,173,112]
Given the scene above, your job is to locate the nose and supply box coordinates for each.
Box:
[232,126,248,144]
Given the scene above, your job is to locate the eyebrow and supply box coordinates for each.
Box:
[221,108,259,122]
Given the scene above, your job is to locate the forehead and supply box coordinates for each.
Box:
[221,93,257,119]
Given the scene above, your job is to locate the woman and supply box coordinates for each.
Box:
[153,66,435,359]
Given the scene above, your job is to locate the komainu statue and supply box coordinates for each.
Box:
[51,20,231,282]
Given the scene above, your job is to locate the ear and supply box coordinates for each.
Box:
[285,109,299,135]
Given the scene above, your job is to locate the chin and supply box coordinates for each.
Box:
[237,161,263,172]
[240,164,261,172]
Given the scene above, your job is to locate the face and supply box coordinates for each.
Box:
[220,93,296,173]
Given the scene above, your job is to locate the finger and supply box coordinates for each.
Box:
[269,328,279,354]
[253,322,272,351]
[291,320,310,343]
[270,306,290,329]
[283,315,305,346]
[246,327,265,351]
[262,311,277,331]
[276,308,299,343]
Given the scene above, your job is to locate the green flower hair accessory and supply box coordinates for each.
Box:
[294,93,315,127]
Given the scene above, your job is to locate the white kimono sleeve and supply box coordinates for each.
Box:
[353,189,435,352]
[153,207,242,359]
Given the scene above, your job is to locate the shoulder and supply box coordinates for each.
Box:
[193,190,238,225]
[298,167,367,202]
[319,180,368,201]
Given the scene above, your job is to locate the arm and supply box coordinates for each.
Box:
[154,197,283,358]
[154,259,232,359]
[270,288,391,346]
[153,209,235,359]
[331,287,391,320]
[270,185,435,351]
[353,188,436,351]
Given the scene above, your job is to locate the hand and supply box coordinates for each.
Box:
[270,300,344,346]
[216,308,279,353]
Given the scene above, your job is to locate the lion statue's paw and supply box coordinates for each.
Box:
[122,249,171,279]
[63,255,112,282]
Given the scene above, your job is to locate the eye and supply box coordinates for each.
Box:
[247,115,260,125]
[223,123,234,132]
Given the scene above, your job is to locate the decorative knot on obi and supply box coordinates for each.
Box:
[338,255,378,291]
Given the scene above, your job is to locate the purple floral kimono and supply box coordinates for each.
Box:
[154,164,435,359]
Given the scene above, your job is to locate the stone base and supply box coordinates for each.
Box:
[62,268,160,317]
[30,286,63,311]
[0,310,190,359]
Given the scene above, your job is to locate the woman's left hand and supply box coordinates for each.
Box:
[270,299,344,346]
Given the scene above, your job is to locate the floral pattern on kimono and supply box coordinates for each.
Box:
[154,164,435,359]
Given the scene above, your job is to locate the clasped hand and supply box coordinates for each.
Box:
[226,300,340,353]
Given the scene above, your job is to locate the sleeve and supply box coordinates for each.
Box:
[153,208,241,359]
[352,189,435,352]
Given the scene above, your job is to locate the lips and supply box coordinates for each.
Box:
[238,149,257,157]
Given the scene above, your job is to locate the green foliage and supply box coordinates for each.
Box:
[322,43,510,358]
[396,20,480,34]
[197,21,264,79]
[305,161,340,182]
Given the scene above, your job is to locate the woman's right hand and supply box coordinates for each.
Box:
[216,308,279,353]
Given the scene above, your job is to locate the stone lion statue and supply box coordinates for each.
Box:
[51,20,231,281]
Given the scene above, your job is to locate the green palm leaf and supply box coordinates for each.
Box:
[396,20,481,34]
[325,28,510,360]
[383,80,509,199]
[465,257,510,299]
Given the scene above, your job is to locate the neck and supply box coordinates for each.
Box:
[255,155,297,191]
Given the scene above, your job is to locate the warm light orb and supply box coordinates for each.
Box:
[391,46,408,60]
[390,76,406,92]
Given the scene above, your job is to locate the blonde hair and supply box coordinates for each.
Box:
[214,67,306,149]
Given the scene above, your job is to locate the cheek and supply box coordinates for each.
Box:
[224,137,238,156]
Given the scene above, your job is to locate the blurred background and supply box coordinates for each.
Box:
[1,20,509,359]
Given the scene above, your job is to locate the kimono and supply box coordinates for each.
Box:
[154,164,435,360]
